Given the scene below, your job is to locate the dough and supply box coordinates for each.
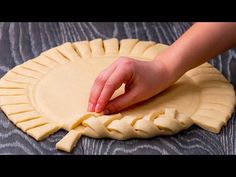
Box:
[0,38,235,153]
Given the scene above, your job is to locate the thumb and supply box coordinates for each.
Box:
[104,88,141,114]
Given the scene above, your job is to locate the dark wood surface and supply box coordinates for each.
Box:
[0,22,235,155]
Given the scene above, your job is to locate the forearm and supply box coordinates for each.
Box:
[155,22,236,83]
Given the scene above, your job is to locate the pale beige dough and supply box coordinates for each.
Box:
[0,38,235,153]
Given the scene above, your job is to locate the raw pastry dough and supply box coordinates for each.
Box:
[0,38,235,153]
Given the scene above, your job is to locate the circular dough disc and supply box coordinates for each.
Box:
[0,38,235,152]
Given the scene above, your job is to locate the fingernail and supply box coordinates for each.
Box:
[95,103,102,113]
[88,103,94,112]
[104,109,110,115]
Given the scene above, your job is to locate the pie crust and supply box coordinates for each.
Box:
[0,38,235,152]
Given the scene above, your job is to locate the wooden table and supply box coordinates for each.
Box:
[0,22,235,154]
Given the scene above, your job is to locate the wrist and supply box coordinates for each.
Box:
[152,47,186,84]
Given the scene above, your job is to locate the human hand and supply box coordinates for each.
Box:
[87,57,173,114]
[88,23,236,115]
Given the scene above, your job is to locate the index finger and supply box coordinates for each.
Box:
[95,66,132,113]
[87,62,117,112]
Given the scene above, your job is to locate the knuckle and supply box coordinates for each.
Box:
[108,102,123,113]
[132,94,140,102]
[129,91,140,102]
[95,75,106,86]
[89,95,97,103]
[104,81,115,90]
[127,94,136,102]
[119,58,135,71]
[117,56,127,61]
[96,99,104,106]
[118,57,136,73]
[119,57,132,65]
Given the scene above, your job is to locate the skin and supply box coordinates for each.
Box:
[88,22,236,114]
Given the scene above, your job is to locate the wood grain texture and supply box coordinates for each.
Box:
[0,22,235,155]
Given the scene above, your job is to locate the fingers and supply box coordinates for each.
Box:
[104,88,141,114]
[95,66,132,113]
[88,62,117,112]
[88,57,136,113]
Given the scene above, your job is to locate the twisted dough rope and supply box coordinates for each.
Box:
[0,38,235,153]
[56,108,194,152]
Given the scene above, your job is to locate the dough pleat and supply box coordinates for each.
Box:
[32,55,59,68]
[191,114,224,133]
[198,103,233,116]
[27,123,60,141]
[200,94,235,107]
[103,38,119,56]
[194,109,229,124]
[1,104,34,116]
[0,95,29,106]
[188,63,235,133]
[0,88,25,96]
[142,43,169,59]
[56,42,81,61]
[41,48,70,64]
[73,41,92,58]
[22,60,50,74]
[0,79,28,89]
[3,71,36,83]
[12,66,43,79]
[186,67,221,77]
[130,41,155,57]
[201,87,234,95]
[190,74,228,83]
[90,39,105,57]
[16,117,48,131]
[8,111,41,124]
[119,39,139,55]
